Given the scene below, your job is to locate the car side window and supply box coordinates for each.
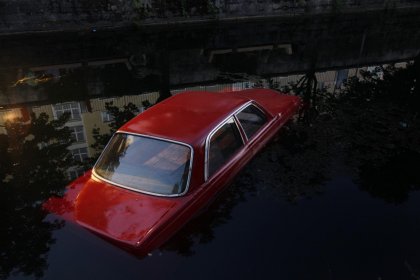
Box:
[208,117,244,178]
[236,104,267,139]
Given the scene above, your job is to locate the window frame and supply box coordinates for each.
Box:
[52,102,82,121]
[71,147,89,162]
[101,111,115,123]
[204,102,256,182]
[92,131,194,198]
[204,101,272,182]
[70,125,86,143]
[234,103,268,142]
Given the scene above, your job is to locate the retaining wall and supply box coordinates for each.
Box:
[1,0,420,34]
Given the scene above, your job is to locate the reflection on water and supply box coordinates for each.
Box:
[0,113,73,279]
[1,9,420,279]
[160,60,420,262]
[359,151,420,204]
[337,63,420,203]
[1,60,419,279]
[162,171,256,256]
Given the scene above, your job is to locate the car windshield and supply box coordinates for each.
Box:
[94,133,192,196]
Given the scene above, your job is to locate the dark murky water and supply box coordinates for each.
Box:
[1,9,420,280]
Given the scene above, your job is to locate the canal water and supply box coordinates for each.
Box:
[1,9,420,280]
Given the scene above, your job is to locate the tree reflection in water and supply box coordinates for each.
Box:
[91,102,142,159]
[160,60,420,256]
[0,113,76,279]
[338,62,420,203]
[273,60,420,203]
[1,58,418,274]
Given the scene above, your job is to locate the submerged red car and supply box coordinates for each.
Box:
[44,89,300,255]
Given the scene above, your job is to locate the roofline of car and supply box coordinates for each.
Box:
[91,97,274,197]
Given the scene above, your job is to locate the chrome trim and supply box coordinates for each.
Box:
[233,116,247,145]
[204,101,252,182]
[233,114,247,143]
[92,131,194,198]
[234,102,270,142]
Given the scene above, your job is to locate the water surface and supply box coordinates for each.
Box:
[1,9,420,280]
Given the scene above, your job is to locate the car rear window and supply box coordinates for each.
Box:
[94,133,192,196]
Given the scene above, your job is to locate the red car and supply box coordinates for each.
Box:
[44,89,300,255]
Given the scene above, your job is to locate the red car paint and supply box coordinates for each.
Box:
[43,89,301,255]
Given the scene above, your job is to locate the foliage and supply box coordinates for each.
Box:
[0,112,75,279]
[91,101,140,158]
[1,112,75,197]
[133,0,152,18]
[266,62,420,203]
[337,63,420,203]
[278,72,337,123]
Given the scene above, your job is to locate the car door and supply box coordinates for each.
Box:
[200,116,249,194]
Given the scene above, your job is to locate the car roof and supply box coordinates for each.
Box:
[119,91,251,147]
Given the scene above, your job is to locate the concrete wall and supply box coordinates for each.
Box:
[1,0,420,34]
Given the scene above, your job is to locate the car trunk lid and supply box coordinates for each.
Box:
[73,175,179,247]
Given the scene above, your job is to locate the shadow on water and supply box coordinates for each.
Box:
[359,151,420,204]
[161,171,256,256]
